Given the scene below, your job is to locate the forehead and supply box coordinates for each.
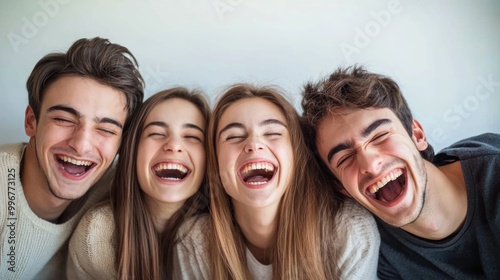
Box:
[146,98,204,125]
[42,75,127,114]
[317,108,398,141]
[218,97,285,128]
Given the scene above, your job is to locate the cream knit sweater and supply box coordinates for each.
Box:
[174,199,381,279]
[67,203,117,279]
[0,143,112,280]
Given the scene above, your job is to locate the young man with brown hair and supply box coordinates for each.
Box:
[0,37,144,279]
[301,65,500,279]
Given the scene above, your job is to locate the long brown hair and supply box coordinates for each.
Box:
[111,87,210,280]
[208,84,344,279]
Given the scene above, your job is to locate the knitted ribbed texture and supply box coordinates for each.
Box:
[67,203,117,279]
[174,200,380,280]
[0,143,111,280]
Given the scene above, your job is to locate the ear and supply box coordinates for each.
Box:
[410,119,429,152]
[25,105,37,137]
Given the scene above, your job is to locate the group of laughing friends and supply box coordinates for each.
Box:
[0,37,499,280]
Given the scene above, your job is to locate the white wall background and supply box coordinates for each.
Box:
[1,0,499,151]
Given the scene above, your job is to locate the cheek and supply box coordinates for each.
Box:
[40,126,71,145]
[96,137,122,159]
[275,144,293,166]
[216,148,233,171]
[191,147,206,180]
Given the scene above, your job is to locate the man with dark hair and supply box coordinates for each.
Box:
[301,65,500,279]
[0,37,144,279]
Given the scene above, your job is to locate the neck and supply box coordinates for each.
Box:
[403,160,467,240]
[146,197,183,233]
[21,140,71,222]
[233,201,279,264]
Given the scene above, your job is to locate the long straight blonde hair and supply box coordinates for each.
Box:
[207,84,345,279]
[111,87,210,280]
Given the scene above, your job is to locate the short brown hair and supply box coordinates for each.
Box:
[26,37,144,129]
[301,65,434,162]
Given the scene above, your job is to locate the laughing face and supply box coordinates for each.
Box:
[316,107,429,227]
[216,98,293,210]
[25,75,127,200]
[136,98,206,209]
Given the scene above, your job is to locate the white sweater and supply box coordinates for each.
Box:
[0,143,112,280]
[174,199,380,279]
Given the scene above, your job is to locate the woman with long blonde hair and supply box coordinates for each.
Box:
[175,84,379,279]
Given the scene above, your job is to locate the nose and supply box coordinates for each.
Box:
[163,137,183,152]
[68,126,93,155]
[244,135,264,153]
[357,148,383,175]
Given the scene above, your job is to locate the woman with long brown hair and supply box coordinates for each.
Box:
[175,84,379,279]
[67,87,210,279]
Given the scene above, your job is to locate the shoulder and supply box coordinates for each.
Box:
[336,200,380,279]
[435,133,500,163]
[0,142,24,155]
[173,214,210,279]
[68,203,116,278]
[177,214,209,244]
[336,199,380,252]
[337,199,378,232]
[0,143,24,163]
[69,203,116,258]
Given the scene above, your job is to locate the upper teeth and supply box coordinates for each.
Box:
[241,162,274,175]
[59,156,92,166]
[368,169,403,194]
[154,163,188,174]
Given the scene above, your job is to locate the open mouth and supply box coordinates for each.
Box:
[366,169,406,203]
[57,155,95,177]
[154,162,190,181]
[240,162,276,186]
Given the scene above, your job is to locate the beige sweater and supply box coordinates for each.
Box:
[67,203,117,279]
[0,143,112,280]
[174,199,380,279]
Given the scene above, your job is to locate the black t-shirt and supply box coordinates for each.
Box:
[377,133,500,280]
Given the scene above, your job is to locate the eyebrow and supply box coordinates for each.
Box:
[218,118,286,139]
[144,121,205,134]
[48,105,124,129]
[326,118,392,163]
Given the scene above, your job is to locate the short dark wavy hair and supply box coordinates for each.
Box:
[26,37,144,130]
[301,65,434,162]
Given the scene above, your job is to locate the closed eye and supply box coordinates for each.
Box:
[226,135,245,141]
[185,135,203,142]
[98,128,117,136]
[337,153,355,168]
[371,132,389,144]
[148,132,165,138]
[53,117,73,124]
